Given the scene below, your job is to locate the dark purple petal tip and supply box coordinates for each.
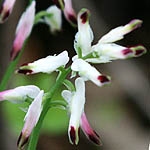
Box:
[122,48,133,56]
[135,49,145,56]
[80,11,88,24]
[68,14,77,25]
[88,131,102,146]
[0,6,10,23]
[17,132,29,149]
[70,126,76,144]
[17,69,33,75]
[98,75,110,84]
[130,45,146,57]
[17,132,22,147]
[2,11,10,22]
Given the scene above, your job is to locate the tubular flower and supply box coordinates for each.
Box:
[17,90,44,149]
[0,0,16,23]
[71,59,111,87]
[17,51,69,75]
[0,85,40,104]
[44,5,62,33]
[11,1,36,61]
[52,0,77,26]
[62,78,101,145]
[74,8,93,56]
[74,9,146,63]
[62,78,85,145]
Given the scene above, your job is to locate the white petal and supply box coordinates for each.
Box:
[92,43,134,60]
[45,5,62,33]
[24,90,44,124]
[68,78,85,144]
[18,51,69,74]
[99,19,142,44]
[74,9,93,56]
[62,90,72,105]
[86,57,111,64]
[0,85,40,103]
[71,59,110,86]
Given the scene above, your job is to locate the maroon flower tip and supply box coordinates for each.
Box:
[80,11,88,24]
[17,69,33,75]
[2,10,10,22]
[122,48,133,56]
[17,132,29,148]
[68,14,77,25]
[88,133,102,146]
[135,49,145,56]
[93,130,100,138]
[97,75,110,84]
[52,0,64,9]
[17,132,22,147]
[21,136,29,148]
[70,126,76,144]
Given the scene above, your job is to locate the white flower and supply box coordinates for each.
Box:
[98,19,142,44]
[17,90,44,149]
[74,8,93,56]
[0,85,40,104]
[71,59,111,87]
[45,5,62,33]
[17,51,69,75]
[11,1,36,60]
[62,78,101,145]
[74,9,146,63]
[62,78,85,145]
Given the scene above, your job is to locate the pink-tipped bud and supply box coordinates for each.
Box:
[11,1,35,60]
[63,0,77,26]
[0,0,16,23]
[80,112,102,146]
[17,90,44,149]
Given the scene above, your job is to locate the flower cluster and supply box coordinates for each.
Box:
[0,0,147,149]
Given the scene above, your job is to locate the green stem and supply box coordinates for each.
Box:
[34,11,53,25]
[27,67,71,150]
[0,39,28,91]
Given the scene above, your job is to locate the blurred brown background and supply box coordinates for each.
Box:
[0,0,150,150]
